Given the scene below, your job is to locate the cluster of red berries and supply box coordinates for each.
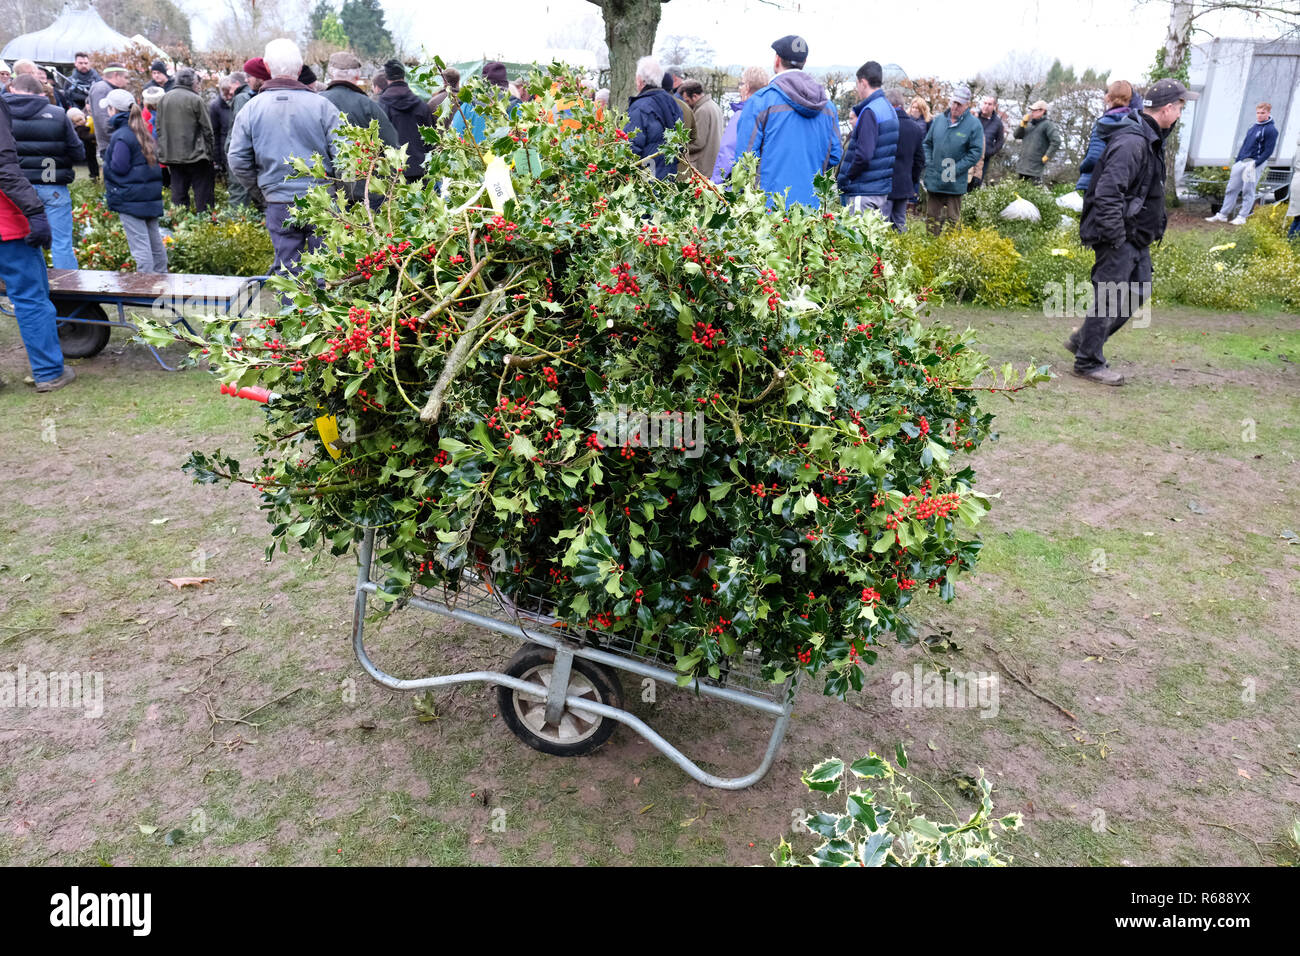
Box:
[319,306,374,364]
[637,224,671,247]
[707,617,732,636]
[485,394,536,434]
[356,239,412,279]
[691,319,725,349]
[881,491,961,529]
[860,587,881,604]
[757,268,780,310]
[795,645,813,665]
[598,262,641,296]
[431,450,449,467]
[481,214,518,244]
[542,365,560,388]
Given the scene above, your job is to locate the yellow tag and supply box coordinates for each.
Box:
[484,155,516,212]
[315,414,342,459]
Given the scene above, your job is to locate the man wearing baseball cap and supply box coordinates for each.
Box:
[1071,78,1197,386]
[1013,98,1062,183]
[733,35,841,208]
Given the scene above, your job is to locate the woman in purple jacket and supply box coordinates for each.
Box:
[711,66,770,184]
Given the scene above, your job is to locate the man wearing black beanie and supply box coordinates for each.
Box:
[378,58,434,181]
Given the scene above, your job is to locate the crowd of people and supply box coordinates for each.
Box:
[1,34,1297,394]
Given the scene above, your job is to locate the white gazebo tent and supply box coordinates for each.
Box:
[1,3,135,65]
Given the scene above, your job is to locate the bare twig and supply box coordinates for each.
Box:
[984,642,1078,721]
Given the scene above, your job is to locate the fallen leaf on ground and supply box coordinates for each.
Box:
[1237,768,1252,780]
[137,824,157,835]
[166,577,213,589]
[150,518,171,525]
[639,804,654,814]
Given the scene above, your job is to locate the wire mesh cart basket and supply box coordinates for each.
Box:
[352,527,795,789]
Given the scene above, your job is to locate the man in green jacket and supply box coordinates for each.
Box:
[156,68,215,213]
[921,83,984,235]
[1014,99,1062,182]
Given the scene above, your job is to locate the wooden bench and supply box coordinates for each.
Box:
[0,269,268,369]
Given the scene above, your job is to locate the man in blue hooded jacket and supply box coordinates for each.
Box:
[837,60,898,215]
[1207,102,1278,225]
[624,56,683,180]
[735,35,841,208]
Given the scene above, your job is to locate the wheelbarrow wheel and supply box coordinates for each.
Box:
[497,645,623,756]
[53,300,112,358]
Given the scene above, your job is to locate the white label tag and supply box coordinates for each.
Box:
[484,155,516,212]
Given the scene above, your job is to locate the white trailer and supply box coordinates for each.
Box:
[1177,36,1299,202]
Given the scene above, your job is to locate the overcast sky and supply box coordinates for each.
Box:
[190,0,1286,82]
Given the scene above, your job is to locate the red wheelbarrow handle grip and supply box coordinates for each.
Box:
[219,383,277,403]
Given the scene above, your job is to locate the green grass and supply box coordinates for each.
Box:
[2,303,1298,867]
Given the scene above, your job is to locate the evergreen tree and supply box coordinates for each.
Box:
[339,0,394,60]
[309,0,333,40]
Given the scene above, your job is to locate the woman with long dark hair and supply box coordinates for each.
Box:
[101,87,167,273]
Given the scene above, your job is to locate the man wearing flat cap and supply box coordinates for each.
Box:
[1071,78,1198,386]
[323,52,399,204]
[734,35,841,208]
[1014,98,1061,182]
[378,59,435,181]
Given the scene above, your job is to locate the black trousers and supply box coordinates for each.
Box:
[169,159,215,214]
[1076,240,1152,371]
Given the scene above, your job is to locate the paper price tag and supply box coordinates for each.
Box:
[484,155,516,212]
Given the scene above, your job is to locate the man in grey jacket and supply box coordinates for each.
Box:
[157,68,216,213]
[227,39,342,275]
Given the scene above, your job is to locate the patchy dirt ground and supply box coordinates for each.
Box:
[1,304,1297,866]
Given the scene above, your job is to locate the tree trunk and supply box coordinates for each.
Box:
[1162,0,1195,75]
[1160,0,1195,189]
[588,0,669,111]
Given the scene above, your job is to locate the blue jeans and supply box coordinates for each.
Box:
[0,239,65,383]
[1289,216,1299,240]
[33,183,78,270]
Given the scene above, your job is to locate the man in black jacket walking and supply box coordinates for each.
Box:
[378,60,434,182]
[1071,79,1197,386]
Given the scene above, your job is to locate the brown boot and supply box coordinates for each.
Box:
[1071,366,1124,386]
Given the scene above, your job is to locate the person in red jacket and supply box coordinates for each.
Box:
[0,96,73,391]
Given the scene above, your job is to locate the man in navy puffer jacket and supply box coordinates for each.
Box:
[837,60,898,215]
[4,73,83,269]
[625,55,683,180]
